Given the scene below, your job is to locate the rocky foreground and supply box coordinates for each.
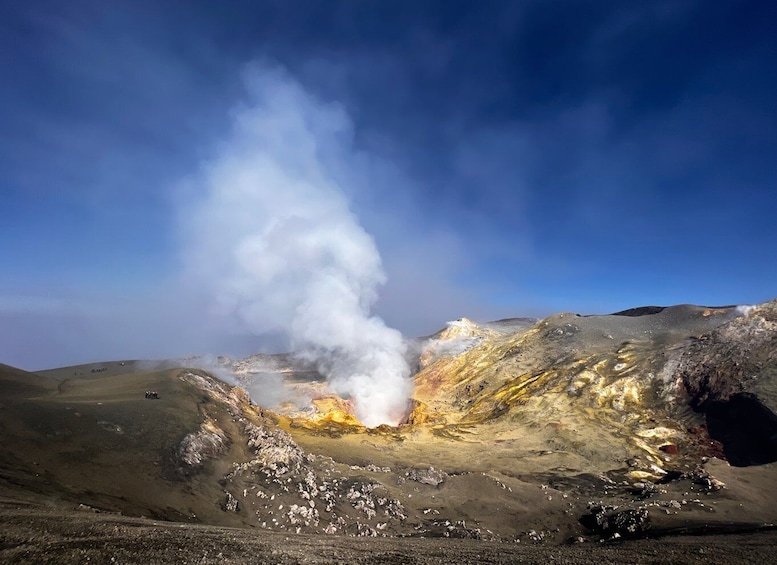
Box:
[2,504,777,564]
[2,298,777,563]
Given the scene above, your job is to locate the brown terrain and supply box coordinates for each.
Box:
[2,298,777,563]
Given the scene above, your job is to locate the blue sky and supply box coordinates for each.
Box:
[1,0,776,369]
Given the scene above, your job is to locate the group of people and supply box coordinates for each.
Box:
[144,391,159,399]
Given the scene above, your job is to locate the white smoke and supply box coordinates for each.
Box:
[179,64,412,427]
[736,304,757,317]
[242,372,287,408]
[425,334,482,359]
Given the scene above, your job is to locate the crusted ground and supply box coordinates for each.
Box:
[2,300,777,562]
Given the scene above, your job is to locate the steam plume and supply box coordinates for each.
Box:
[180,65,412,427]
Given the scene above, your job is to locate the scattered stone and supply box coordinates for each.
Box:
[687,467,726,491]
[581,505,651,538]
[365,464,391,473]
[223,492,239,513]
[630,481,662,500]
[405,466,448,487]
[527,529,544,542]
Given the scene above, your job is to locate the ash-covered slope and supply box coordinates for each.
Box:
[0,363,413,537]
[2,298,777,548]
[272,298,777,541]
[411,302,777,472]
[0,363,266,526]
[411,305,756,472]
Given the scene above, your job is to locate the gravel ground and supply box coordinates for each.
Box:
[2,506,776,564]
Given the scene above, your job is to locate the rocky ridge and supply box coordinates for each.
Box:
[175,371,410,537]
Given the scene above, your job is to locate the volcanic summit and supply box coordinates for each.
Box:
[2,299,777,562]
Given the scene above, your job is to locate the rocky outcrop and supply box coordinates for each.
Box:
[581,505,651,539]
[418,318,494,369]
[404,466,448,487]
[176,419,228,470]
[677,300,777,465]
[679,301,777,408]
[213,405,409,535]
[229,353,322,380]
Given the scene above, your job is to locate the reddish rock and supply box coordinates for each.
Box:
[659,444,680,455]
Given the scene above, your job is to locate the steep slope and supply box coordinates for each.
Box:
[677,300,777,465]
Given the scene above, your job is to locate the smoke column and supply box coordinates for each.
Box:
[180,65,412,427]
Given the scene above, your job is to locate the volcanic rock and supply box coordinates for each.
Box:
[677,299,777,465]
[581,505,651,538]
[404,466,448,487]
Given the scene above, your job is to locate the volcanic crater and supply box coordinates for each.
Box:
[2,299,777,563]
